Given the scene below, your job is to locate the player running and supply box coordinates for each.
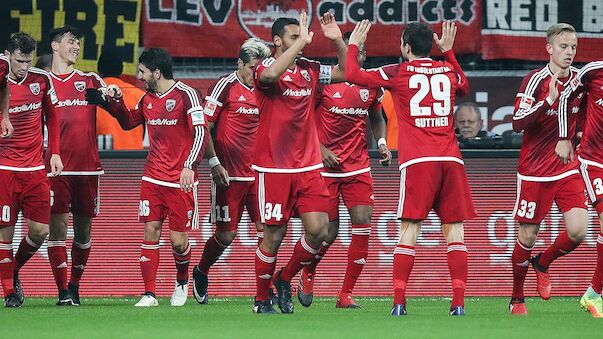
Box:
[556,60,603,318]
[509,23,587,315]
[252,12,348,314]
[346,21,475,316]
[297,32,392,309]
[89,48,208,307]
[0,32,63,307]
[192,38,271,304]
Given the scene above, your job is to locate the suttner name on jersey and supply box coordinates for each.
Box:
[328,106,368,115]
[9,102,42,114]
[415,116,449,128]
[236,106,259,115]
[148,118,178,126]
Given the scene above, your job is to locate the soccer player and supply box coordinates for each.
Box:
[1,50,11,138]
[192,38,271,304]
[90,48,207,307]
[46,25,112,306]
[0,33,63,307]
[346,21,474,316]
[252,12,347,314]
[556,60,603,318]
[297,33,392,309]
[509,23,587,315]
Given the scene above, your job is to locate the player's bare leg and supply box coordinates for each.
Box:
[582,211,603,318]
[135,221,162,307]
[48,213,73,305]
[0,226,19,307]
[170,230,191,306]
[510,223,539,315]
[13,219,49,305]
[392,220,420,316]
[532,208,586,301]
[68,215,92,305]
[254,223,285,314]
[443,222,467,315]
[336,205,372,309]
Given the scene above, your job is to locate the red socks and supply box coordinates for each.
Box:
[14,235,41,273]
[140,241,160,294]
[173,242,191,283]
[392,245,415,305]
[255,247,276,301]
[47,240,68,291]
[198,235,228,275]
[447,242,468,308]
[340,224,370,295]
[511,240,532,299]
[304,241,332,275]
[591,233,603,294]
[538,231,580,269]
[280,236,319,282]
[70,240,91,286]
[0,242,14,297]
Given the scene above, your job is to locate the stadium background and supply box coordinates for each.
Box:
[1,0,602,297]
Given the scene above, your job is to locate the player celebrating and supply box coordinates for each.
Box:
[46,25,114,306]
[346,21,474,316]
[90,48,207,307]
[556,60,603,318]
[0,33,63,307]
[192,38,271,304]
[509,23,587,315]
[252,12,347,314]
[297,33,391,309]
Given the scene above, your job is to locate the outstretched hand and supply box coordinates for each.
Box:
[320,12,342,41]
[298,11,314,46]
[348,20,371,46]
[433,21,457,52]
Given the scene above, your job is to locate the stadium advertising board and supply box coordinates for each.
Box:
[13,158,599,297]
[482,0,603,62]
[0,0,142,75]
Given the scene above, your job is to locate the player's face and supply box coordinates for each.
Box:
[54,33,80,65]
[137,63,157,92]
[237,58,259,88]
[278,24,303,59]
[7,49,34,81]
[357,43,367,66]
[547,32,577,69]
[455,108,482,139]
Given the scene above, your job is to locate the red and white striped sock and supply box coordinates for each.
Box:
[47,240,68,291]
[447,242,468,308]
[173,242,191,284]
[340,224,370,295]
[70,240,91,286]
[198,235,228,275]
[0,241,15,298]
[280,236,319,282]
[393,244,415,305]
[255,247,276,302]
[511,240,532,299]
[140,241,160,295]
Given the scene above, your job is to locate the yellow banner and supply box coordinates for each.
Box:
[6,0,141,75]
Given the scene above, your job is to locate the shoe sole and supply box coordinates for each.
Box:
[581,300,603,318]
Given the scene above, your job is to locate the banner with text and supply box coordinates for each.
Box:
[0,0,142,75]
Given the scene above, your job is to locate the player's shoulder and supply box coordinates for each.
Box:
[73,69,106,84]
[517,66,550,96]
[174,81,202,105]
[367,63,400,80]
[0,54,8,64]
[258,57,276,68]
[28,67,51,79]
[208,72,237,97]
[577,61,603,80]
[298,57,321,70]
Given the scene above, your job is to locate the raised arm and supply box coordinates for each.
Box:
[346,20,392,88]
[320,12,347,83]
[434,21,469,96]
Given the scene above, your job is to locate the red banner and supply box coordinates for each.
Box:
[142,0,482,58]
[14,157,599,298]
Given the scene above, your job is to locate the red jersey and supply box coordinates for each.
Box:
[0,55,8,84]
[513,66,583,181]
[46,70,106,175]
[0,68,59,171]
[316,82,383,176]
[559,61,603,166]
[253,57,332,173]
[109,81,207,187]
[345,46,469,170]
[204,71,259,180]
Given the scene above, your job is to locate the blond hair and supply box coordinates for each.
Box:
[239,38,271,63]
[546,23,576,43]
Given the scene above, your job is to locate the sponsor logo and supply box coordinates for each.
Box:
[191,111,205,125]
[329,106,368,115]
[139,256,151,262]
[359,89,369,102]
[300,69,310,82]
[9,102,42,114]
[283,88,312,97]
[518,96,533,110]
[283,75,293,82]
[147,103,153,109]
[29,82,40,95]
[148,118,178,126]
[258,274,272,280]
[187,210,193,219]
[57,99,88,107]
[572,106,579,114]
[515,260,529,267]
[74,264,85,270]
[49,88,58,104]
[300,261,312,265]
[57,262,68,269]
[545,109,557,116]
[166,99,176,112]
[0,258,12,264]
[74,81,86,92]
[238,1,312,43]
[333,91,342,99]
[238,95,246,101]
[236,106,259,115]
[596,98,603,107]
[204,101,217,116]
[353,258,367,265]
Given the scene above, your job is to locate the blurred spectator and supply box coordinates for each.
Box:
[96,47,145,150]
[35,54,52,71]
[381,90,398,150]
[455,102,489,139]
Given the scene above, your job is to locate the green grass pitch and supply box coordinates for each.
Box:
[4,297,603,338]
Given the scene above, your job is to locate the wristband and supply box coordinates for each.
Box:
[208,156,220,168]
[377,138,387,147]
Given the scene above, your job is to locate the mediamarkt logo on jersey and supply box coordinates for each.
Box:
[57,99,88,107]
[9,102,42,114]
[283,88,312,97]
[148,118,178,126]
[329,106,368,116]
[235,106,259,115]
